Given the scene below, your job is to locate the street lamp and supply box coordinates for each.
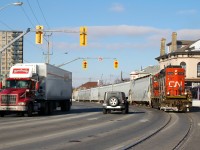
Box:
[0,2,23,11]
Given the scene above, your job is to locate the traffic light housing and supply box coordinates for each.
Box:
[35,25,43,44]
[82,60,88,69]
[114,59,119,69]
[80,26,87,46]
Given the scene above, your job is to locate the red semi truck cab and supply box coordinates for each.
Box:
[0,78,36,110]
[0,66,38,116]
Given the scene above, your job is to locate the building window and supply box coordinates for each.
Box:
[197,62,200,77]
[180,62,186,70]
[180,62,186,75]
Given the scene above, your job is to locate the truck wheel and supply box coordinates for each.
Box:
[66,101,71,111]
[44,102,49,115]
[27,103,33,117]
[38,102,48,116]
[48,102,53,115]
[0,112,4,117]
[108,97,119,107]
[103,108,107,114]
[17,112,24,117]
[60,101,67,111]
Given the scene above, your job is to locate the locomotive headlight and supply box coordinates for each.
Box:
[167,92,170,95]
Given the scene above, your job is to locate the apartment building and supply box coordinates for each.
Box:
[0,31,23,77]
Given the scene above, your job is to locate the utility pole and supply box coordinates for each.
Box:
[43,33,53,64]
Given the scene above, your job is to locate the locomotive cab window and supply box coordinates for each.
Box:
[167,72,174,75]
[178,72,184,75]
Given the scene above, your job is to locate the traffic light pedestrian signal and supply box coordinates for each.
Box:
[114,60,119,69]
[80,26,87,46]
[82,60,88,69]
[35,25,43,44]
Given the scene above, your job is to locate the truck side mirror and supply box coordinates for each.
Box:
[35,82,40,91]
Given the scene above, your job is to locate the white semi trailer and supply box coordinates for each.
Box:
[0,63,72,117]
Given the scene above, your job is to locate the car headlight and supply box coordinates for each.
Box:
[18,102,26,106]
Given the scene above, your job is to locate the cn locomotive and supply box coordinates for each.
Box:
[150,65,192,111]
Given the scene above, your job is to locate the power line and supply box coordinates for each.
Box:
[0,20,13,30]
[26,0,40,25]
[19,2,49,51]
[36,0,50,29]
[20,5,35,28]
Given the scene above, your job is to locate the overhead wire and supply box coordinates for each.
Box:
[0,20,13,30]
[19,1,48,58]
[36,0,50,29]
[20,5,35,28]
[26,0,40,25]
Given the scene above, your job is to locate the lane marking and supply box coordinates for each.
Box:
[0,112,100,130]
[87,118,98,121]
[139,119,149,123]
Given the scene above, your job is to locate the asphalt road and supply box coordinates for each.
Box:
[0,102,200,150]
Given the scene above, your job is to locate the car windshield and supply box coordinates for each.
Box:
[6,80,30,88]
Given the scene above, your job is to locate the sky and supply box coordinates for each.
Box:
[1,0,200,87]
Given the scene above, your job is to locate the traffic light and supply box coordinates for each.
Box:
[80,26,87,46]
[35,25,43,44]
[82,60,88,69]
[114,59,119,69]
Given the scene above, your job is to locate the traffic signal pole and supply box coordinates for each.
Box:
[0,28,31,53]
[56,57,86,67]
[0,26,85,54]
[57,57,117,70]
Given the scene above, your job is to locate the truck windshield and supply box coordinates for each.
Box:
[6,80,30,88]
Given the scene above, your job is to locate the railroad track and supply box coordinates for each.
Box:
[122,112,193,150]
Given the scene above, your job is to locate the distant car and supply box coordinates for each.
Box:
[102,91,129,114]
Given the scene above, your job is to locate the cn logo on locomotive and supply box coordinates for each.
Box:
[168,81,182,88]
